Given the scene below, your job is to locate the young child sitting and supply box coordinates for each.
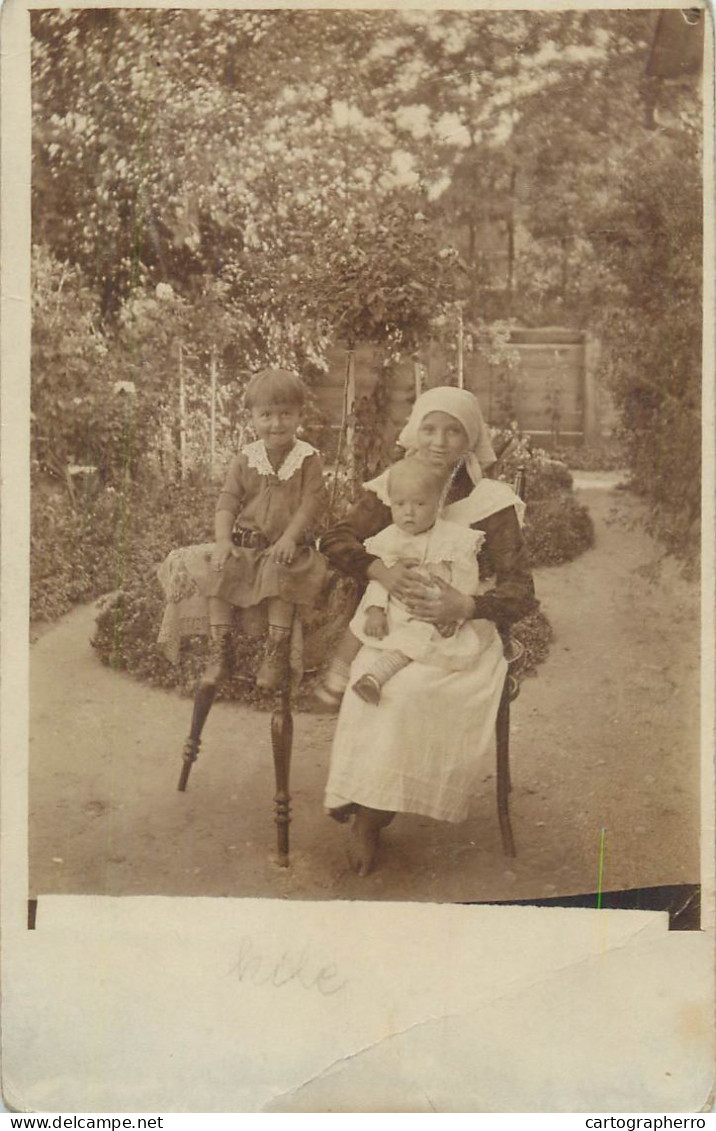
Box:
[321,458,486,707]
[203,367,327,691]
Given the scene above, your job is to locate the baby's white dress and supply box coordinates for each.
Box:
[349,518,491,671]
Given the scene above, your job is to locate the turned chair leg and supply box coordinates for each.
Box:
[177,680,217,791]
[176,622,295,868]
[495,676,516,857]
[177,627,234,791]
[271,682,293,867]
[270,625,294,867]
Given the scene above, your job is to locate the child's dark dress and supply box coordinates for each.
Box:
[156,439,327,662]
[205,438,327,608]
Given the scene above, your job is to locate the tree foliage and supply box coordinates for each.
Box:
[30,8,703,568]
[585,130,702,555]
[32,8,672,331]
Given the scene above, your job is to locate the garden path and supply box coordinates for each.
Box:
[29,475,702,905]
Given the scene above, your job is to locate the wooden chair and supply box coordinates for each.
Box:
[176,619,295,867]
[176,462,527,867]
[494,462,527,858]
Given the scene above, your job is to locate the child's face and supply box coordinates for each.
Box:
[250,401,301,453]
[390,481,440,536]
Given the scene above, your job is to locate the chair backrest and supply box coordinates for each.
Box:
[487,437,526,501]
[513,464,526,502]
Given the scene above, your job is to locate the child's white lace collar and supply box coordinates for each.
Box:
[243,438,317,481]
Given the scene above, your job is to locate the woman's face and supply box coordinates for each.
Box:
[415,411,470,471]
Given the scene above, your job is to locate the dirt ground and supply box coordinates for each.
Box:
[29,474,702,905]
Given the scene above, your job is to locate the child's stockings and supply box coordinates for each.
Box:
[255,597,294,691]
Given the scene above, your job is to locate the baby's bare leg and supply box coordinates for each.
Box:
[312,628,362,712]
[332,628,362,667]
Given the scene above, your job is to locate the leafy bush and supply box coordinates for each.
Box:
[92,555,182,686]
[92,548,553,702]
[86,468,354,701]
[524,493,594,568]
[38,415,588,699]
[31,471,215,622]
[31,246,168,487]
[85,433,587,699]
[31,485,133,622]
[521,458,574,502]
[492,435,594,566]
[552,440,626,473]
[91,526,361,704]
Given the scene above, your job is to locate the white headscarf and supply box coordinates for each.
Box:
[364,385,525,526]
[397,386,496,485]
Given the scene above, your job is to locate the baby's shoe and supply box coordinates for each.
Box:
[352,674,382,705]
[255,629,291,691]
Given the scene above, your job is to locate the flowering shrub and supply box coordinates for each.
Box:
[552,440,626,473]
[491,431,595,567]
[92,540,553,701]
[512,608,553,677]
[31,486,133,622]
[524,495,594,568]
[38,411,594,700]
[87,450,578,700]
[86,471,345,701]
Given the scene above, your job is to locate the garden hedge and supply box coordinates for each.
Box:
[84,452,589,701]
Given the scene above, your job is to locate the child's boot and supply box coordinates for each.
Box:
[256,625,291,691]
[200,624,233,689]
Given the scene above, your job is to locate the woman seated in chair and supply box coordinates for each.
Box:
[318,386,536,875]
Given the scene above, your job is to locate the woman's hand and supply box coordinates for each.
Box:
[404,577,473,624]
[368,559,430,603]
[269,533,298,565]
[212,538,234,571]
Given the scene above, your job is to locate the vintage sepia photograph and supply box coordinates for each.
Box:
[27,4,705,915]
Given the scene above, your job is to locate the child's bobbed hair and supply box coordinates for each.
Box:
[244,368,306,410]
[387,456,444,499]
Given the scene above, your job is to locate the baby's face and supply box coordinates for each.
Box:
[390,482,440,535]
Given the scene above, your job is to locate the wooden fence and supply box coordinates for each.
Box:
[317,328,614,454]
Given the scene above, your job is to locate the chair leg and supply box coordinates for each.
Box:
[271,686,293,867]
[495,677,516,857]
[178,628,234,791]
[270,625,294,867]
[178,680,217,791]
